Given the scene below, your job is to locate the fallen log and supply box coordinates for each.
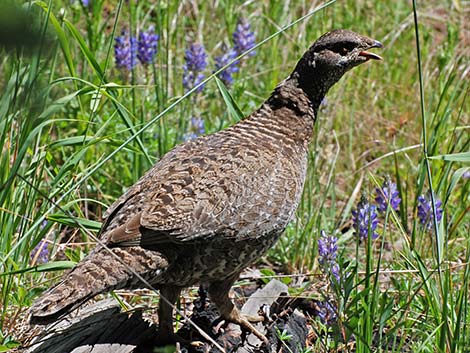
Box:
[24,280,308,353]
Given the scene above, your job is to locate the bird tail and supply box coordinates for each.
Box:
[30,246,168,324]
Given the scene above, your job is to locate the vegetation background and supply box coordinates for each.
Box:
[0,0,469,351]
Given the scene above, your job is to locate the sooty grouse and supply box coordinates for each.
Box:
[30,29,382,343]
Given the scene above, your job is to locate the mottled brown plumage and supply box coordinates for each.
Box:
[30,29,382,343]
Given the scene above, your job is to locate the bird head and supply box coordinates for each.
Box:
[292,29,383,106]
[307,29,383,70]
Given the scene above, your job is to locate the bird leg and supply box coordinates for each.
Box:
[155,285,183,345]
[208,277,269,344]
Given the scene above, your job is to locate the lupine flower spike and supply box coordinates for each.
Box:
[31,239,49,264]
[318,230,340,282]
[233,18,256,57]
[183,43,208,92]
[352,195,379,240]
[375,179,401,213]
[417,193,443,230]
[115,31,137,70]
[137,26,159,64]
[183,117,206,141]
[214,47,239,86]
[314,299,337,326]
[73,0,90,6]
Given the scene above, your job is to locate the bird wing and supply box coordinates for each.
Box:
[102,132,303,248]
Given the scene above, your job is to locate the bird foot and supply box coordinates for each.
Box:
[242,313,265,323]
[217,310,269,344]
[239,314,269,344]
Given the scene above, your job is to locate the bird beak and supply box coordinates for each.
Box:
[359,40,383,61]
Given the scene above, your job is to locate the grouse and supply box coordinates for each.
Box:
[30,29,382,343]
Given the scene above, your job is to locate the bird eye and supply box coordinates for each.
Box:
[330,43,352,56]
[333,41,359,55]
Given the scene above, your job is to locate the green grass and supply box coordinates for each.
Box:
[1,0,469,351]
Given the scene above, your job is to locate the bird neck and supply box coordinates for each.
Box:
[287,54,345,117]
[266,75,319,121]
[287,72,330,117]
[237,77,317,150]
[236,71,331,151]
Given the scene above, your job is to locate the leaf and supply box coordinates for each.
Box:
[35,261,77,272]
[111,94,153,165]
[34,1,76,77]
[63,19,104,79]
[103,82,123,88]
[428,151,470,162]
[51,148,88,187]
[445,167,470,203]
[0,342,20,352]
[48,135,142,154]
[37,91,81,121]
[214,76,245,122]
[47,213,102,230]
[90,90,102,113]
[259,268,276,284]
[49,135,96,148]
[0,261,76,276]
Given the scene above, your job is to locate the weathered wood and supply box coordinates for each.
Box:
[25,299,154,353]
[24,281,308,353]
[70,344,136,353]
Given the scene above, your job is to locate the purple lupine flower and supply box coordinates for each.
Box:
[31,239,49,264]
[183,43,208,92]
[72,0,90,6]
[137,26,159,64]
[233,18,256,57]
[375,179,401,213]
[114,31,137,70]
[463,170,470,179]
[215,48,239,86]
[191,117,205,135]
[352,196,379,240]
[314,299,337,326]
[417,194,443,230]
[183,132,197,141]
[183,117,205,141]
[318,230,340,282]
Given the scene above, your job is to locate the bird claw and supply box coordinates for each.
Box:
[212,317,227,334]
[189,340,205,347]
[242,313,265,323]
[223,312,269,345]
[239,320,269,345]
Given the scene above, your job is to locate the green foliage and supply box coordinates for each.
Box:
[0,0,469,351]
